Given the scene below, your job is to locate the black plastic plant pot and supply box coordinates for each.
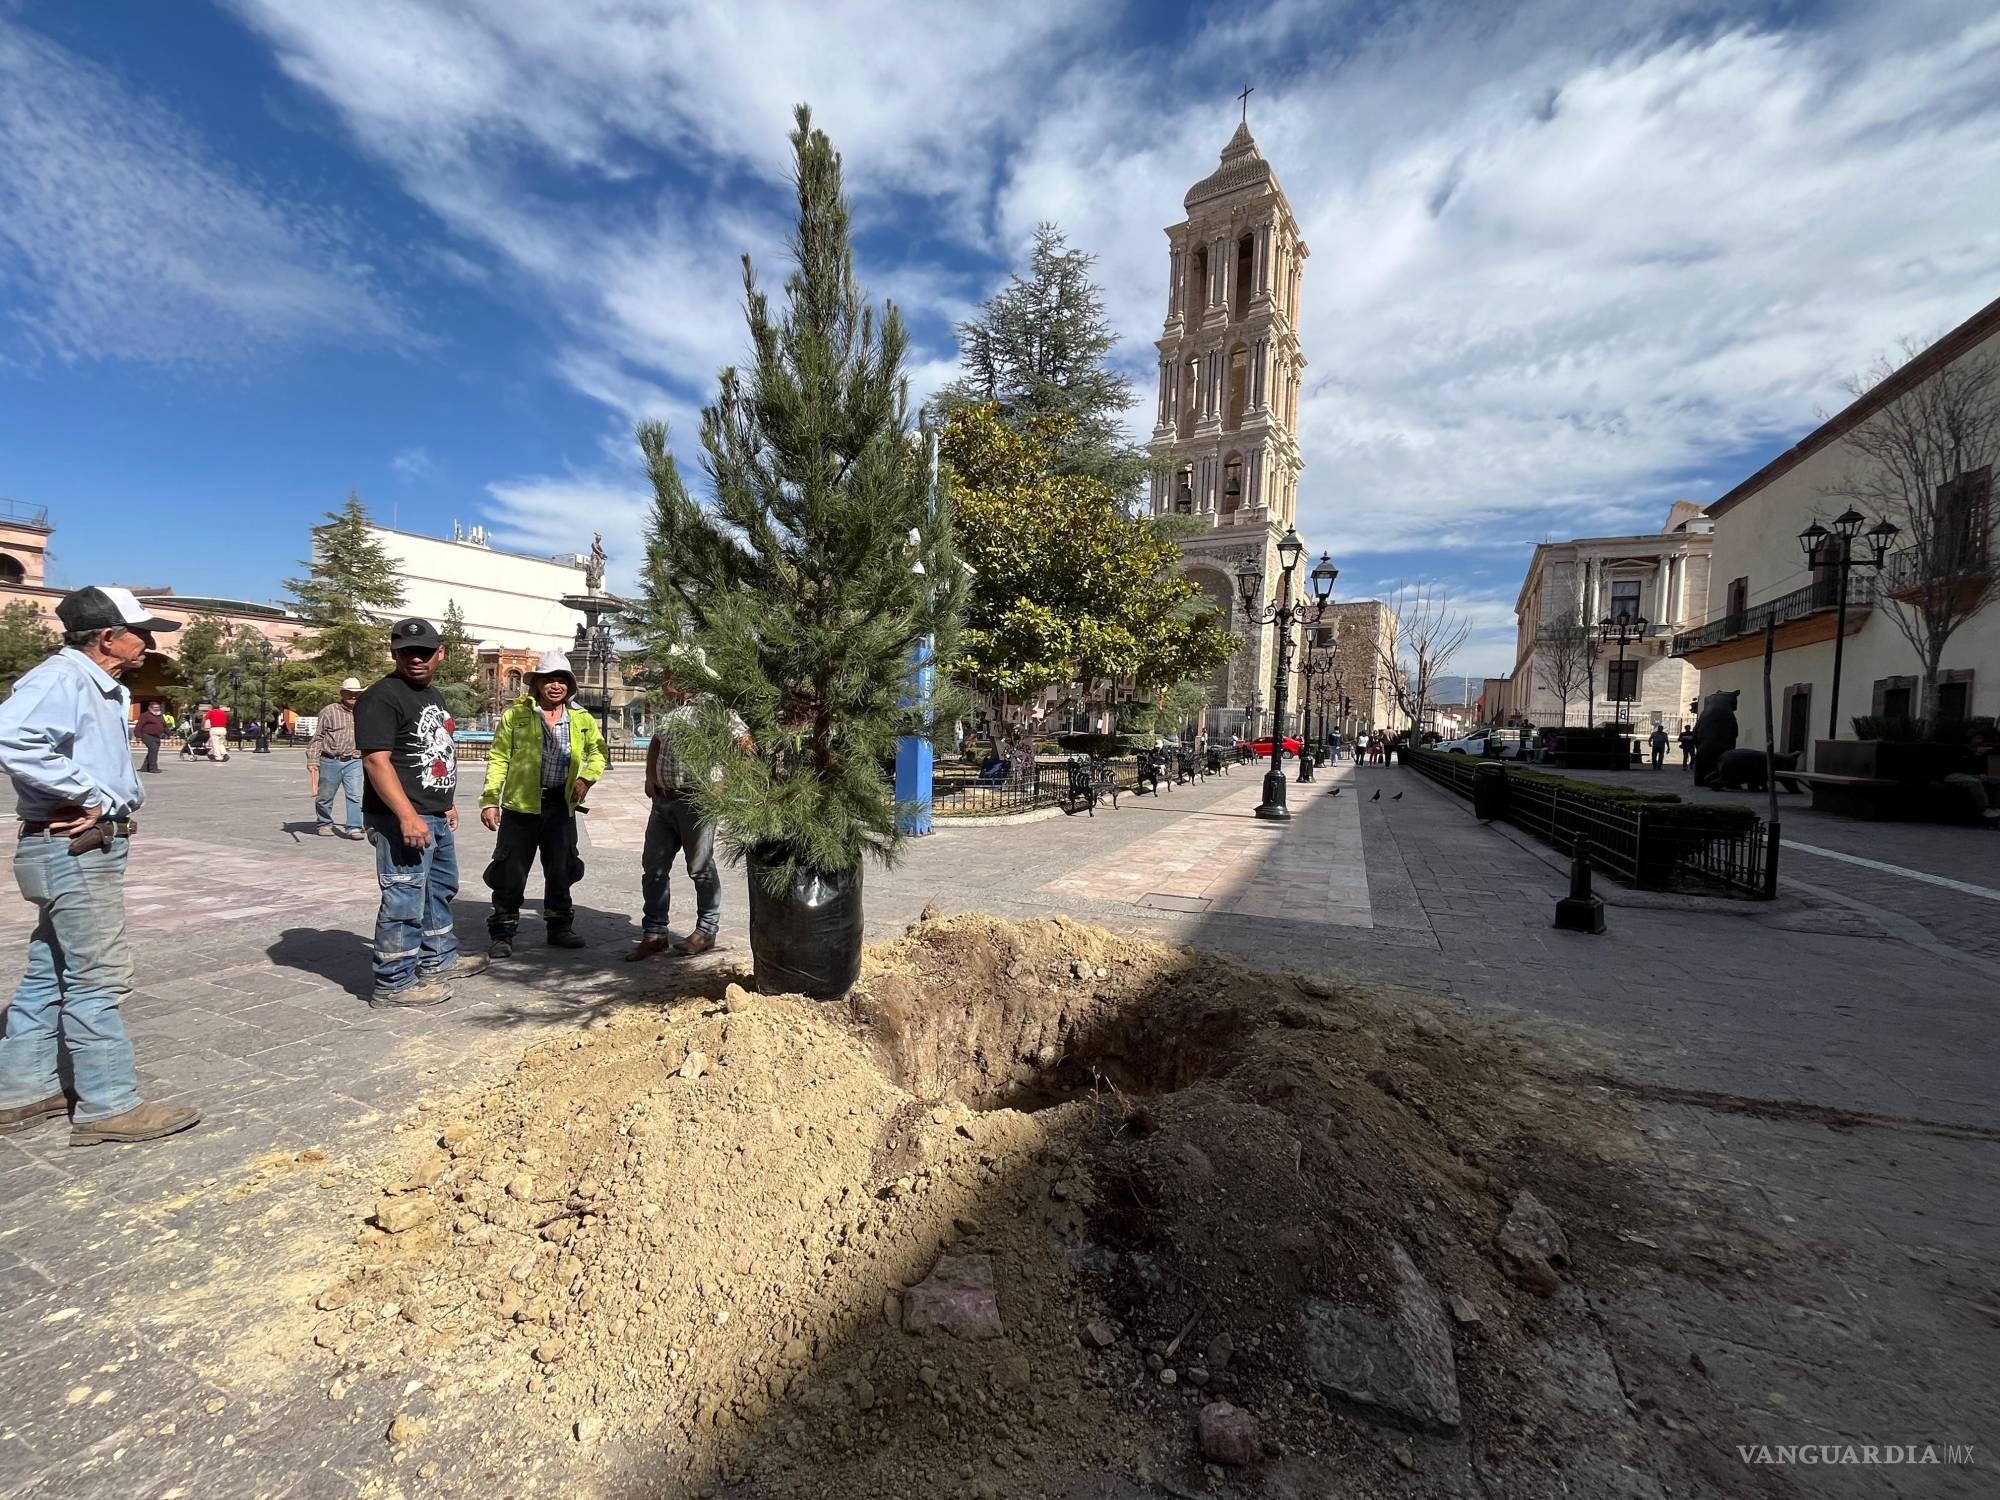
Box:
[745,850,864,1000]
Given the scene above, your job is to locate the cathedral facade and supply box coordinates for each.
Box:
[1147,120,1311,739]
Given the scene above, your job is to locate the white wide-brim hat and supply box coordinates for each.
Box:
[527,649,576,685]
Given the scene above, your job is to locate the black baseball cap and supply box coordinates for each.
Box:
[388,617,442,653]
[57,586,179,635]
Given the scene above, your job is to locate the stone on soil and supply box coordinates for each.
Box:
[903,1253,1004,1340]
[1498,1189,1569,1295]
[1301,1243,1461,1434]
[1198,1401,1259,1466]
[372,1196,437,1234]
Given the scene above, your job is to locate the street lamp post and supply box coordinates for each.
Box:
[1597,609,1648,742]
[1296,642,1332,783]
[1798,509,1899,741]
[1237,528,1337,822]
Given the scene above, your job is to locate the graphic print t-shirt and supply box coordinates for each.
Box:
[355,674,457,816]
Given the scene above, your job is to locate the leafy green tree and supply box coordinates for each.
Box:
[0,601,56,697]
[224,632,289,723]
[170,613,234,707]
[944,404,1235,724]
[284,492,406,684]
[635,104,963,886]
[941,222,1152,496]
[434,599,487,719]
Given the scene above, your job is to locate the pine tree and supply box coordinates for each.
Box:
[941,222,1151,495]
[434,599,486,719]
[635,104,963,886]
[284,492,407,684]
[0,601,56,697]
[171,613,234,707]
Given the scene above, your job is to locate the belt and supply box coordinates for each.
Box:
[20,818,136,839]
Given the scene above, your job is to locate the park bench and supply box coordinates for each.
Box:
[1062,756,1121,817]
[1790,770,1985,823]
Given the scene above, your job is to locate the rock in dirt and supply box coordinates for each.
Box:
[1082,1319,1117,1349]
[372,1196,437,1234]
[1498,1189,1569,1296]
[386,1413,426,1444]
[1198,1401,1260,1466]
[1302,1243,1461,1434]
[903,1253,1004,1340]
[1448,1295,1481,1326]
[679,1051,710,1081]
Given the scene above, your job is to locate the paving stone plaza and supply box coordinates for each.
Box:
[1,745,1993,1498]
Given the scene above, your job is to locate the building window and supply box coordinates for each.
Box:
[0,554,23,584]
[1938,466,1993,572]
[1938,672,1973,722]
[1725,576,1748,627]
[1608,579,1642,625]
[506,669,523,695]
[1606,661,1639,703]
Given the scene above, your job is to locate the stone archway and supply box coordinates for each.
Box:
[1187,566,1236,708]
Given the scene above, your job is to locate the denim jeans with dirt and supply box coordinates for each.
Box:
[0,834,141,1123]
[365,812,462,999]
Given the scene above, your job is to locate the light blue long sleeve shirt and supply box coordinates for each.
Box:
[0,649,144,820]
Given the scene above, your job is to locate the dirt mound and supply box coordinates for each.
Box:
[302,914,1767,1499]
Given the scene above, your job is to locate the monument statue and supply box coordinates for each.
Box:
[1693,689,1741,787]
[585,533,607,593]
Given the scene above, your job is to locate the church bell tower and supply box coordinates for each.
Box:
[1147,113,1310,737]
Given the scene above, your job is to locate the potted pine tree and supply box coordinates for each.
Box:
[634,105,962,999]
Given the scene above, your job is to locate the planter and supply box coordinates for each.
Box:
[1472,762,1508,822]
[745,850,864,1000]
[1812,739,1962,784]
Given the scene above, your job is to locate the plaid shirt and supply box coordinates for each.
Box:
[538,710,572,791]
[306,699,358,771]
[648,704,745,795]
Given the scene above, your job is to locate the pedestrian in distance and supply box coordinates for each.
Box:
[356,618,488,1008]
[251,716,271,754]
[479,650,605,957]
[0,587,200,1146]
[1649,723,1668,770]
[626,648,748,963]
[1678,723,1696,770]
[204,703,229,762]
[135,700,167,775]
[307,677,367,839]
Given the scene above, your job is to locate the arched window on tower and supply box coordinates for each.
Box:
[1191,246,1209,311]
[1234,234,1254,321]
[1222,455,1244,515]
[1174,464,1195,515]
[1179,356,1199,438]
[0,555,22,585]
[1224,346,1248,432]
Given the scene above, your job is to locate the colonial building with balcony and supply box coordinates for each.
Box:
[1503,502,1712,731]
[1147,118,1312,739]
[1672,294,2000,767]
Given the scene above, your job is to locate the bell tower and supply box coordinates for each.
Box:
[1148,114,1309,736]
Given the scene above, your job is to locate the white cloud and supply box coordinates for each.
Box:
[0,19,404,364]
[482,475,652,596]
[390,447,433,482]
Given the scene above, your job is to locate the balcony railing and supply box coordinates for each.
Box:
[0,498,50,527]
[1671,573,1874,657]
[1883,536,1991,598]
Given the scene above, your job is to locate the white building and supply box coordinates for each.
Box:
[1675,295,2000,764]
[1503,503,1713,731]
[366,523,588,656]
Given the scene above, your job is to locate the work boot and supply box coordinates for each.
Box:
[489,937,514,960]
[547,928,587,949]
[70,1101,201,1147]
[314,825,338,837]
[624,935,671,963]
[434,953,490,980]
[369,979,451,1010]
[0,1092,68,1135]
[672,931,716,958]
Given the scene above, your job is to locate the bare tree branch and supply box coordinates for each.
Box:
[1532,571,1600,726]
[1375,580,1473,735]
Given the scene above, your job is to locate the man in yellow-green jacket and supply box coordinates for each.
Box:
[478,651,607,958]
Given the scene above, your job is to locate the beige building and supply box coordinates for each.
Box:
[1502,502,1712,730]
[1674,294,2000,765]
[1147,119,1316,739]
[367,522,587,657]
[1304,599,1406,740]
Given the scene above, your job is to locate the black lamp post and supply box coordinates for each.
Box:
[1597,609,1648,732]
[1237,529,1336,822]
[1297,641,1333,782]
[1798,508,1899,741]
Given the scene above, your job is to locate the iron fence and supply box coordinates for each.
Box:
[1670,573,1873,657]
[450,739,649,764]
[1404,751,1772,898]
[931,764,1056,816]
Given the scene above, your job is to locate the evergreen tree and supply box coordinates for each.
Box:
[0,601,56,697]
[635,104,963,886]
[284,492,407,683]
[434,599,486,719]
[941,222,1150,495]
[171,613,234,708]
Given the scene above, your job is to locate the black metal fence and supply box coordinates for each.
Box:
[931,747,1231,818]
[451,739,649,765]
[1405,751,1772,898]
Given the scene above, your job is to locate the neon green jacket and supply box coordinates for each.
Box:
[479,698,608,814]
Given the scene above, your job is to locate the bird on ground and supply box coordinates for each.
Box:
[1328,787,1342,797]
[1370,790,1381,802]
[1392,792,1404,801]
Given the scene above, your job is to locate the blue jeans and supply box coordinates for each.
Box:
[365,813,461,998]
[314,757,364,830]
[0,834,140,1122]
[641,795,721,938]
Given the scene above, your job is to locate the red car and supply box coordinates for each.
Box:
[1240,735,1303,759]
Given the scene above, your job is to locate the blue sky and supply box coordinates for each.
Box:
[3,0,1997,677]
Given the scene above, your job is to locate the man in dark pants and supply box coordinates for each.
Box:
[136,701,166,774]
[626,650,747,962]
[478,651,605,958]
[1649,723,1668,770]
[356,618,489,1007]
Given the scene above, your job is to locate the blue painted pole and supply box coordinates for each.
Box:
[896,634,935,835]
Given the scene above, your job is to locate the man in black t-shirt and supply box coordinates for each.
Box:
[355,618,488,1007]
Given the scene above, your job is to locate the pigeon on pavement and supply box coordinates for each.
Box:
[1328,787,1342,797]
[1370,790,1381,801]
[1392,792,1404,800]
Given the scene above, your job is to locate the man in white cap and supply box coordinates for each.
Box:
[306,677,366,838]
[478,649,606,956]
[0,587,201,1145]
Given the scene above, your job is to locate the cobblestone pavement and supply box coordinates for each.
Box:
[0,749,1992,1498]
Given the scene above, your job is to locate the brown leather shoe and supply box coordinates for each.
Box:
[0,1093,68,1135]
[624,935,671,963]
[369,979,451,1009]
[70,1101,200,1147]
[671,931,716,957]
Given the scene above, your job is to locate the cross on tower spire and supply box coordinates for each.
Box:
[1238,84,1254,124]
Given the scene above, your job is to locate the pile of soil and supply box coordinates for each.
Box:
[303,914,1774,1499]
